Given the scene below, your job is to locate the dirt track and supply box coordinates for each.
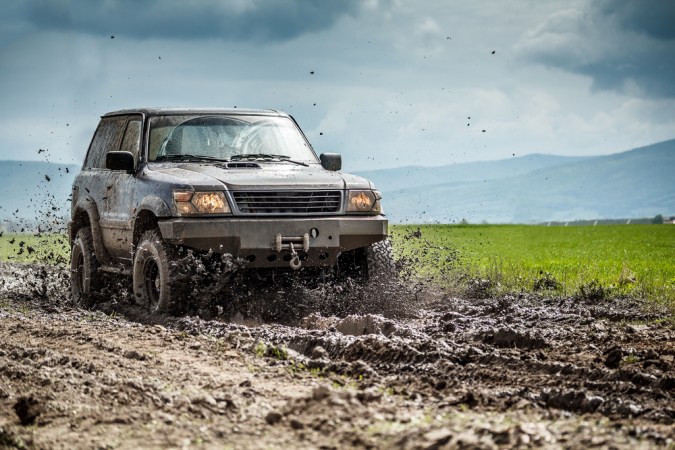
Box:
[0,262,673,449]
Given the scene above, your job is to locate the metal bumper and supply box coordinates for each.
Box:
[157,215,388,268]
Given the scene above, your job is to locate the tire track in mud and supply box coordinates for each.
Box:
[246,298,674,425]
[1,262,674,448]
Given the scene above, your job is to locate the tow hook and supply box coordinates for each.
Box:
[289,242,301,270]
[275,233,309,270]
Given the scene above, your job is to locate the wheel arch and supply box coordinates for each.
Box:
[132,195,171,248]
[133,195,171,248]
[138,195,172,217]
[69,208,90,243]
[69,199,110,264]
[133,209,160,249]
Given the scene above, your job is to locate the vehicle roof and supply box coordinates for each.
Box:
[102,107,287,118]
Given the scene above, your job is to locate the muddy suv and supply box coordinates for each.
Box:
[69,108,392,312]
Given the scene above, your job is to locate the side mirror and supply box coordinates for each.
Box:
[106,151,136,173]
[320,153,342,171]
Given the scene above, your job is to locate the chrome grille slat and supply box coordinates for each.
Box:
[233,190,341,214]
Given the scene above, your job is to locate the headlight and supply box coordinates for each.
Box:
[347,190,382,214]
[173,190,231,215]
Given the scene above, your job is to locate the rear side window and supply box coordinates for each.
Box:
[84,117,125,169]
[120,119,142,159]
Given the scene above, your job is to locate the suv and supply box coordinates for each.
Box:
[69,108,392,312]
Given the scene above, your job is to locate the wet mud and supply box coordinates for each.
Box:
[0,262,673,449]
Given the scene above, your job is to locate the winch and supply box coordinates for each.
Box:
[274,233,310,270]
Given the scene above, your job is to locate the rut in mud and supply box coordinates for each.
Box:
[0,262,673,449]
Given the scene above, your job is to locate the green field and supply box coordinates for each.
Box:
[391,224,675,308]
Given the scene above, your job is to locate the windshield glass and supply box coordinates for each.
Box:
[148,115,317,162]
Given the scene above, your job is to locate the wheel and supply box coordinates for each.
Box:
[337,239,396,281]
[132,229,186,313]
[70,227,101,307]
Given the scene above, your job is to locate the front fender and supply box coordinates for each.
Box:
[137,195,172,217]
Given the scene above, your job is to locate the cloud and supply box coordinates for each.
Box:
[601,0,675,40]
[2,0,674,173]
[516,0,675,98]
[20,0,361,42]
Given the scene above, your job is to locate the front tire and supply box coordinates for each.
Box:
[365,239,396,279]
[337,239,396,281]
[70,227,101,307]
[133,229,186,313]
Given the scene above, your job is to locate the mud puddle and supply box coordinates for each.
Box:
[1,262,673,449]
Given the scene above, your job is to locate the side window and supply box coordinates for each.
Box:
[84,117,125,169]
[120,119,142,159]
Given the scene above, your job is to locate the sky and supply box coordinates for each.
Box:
[1,0,674,171]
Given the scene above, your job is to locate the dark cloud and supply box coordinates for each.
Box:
[517,0,675,98]
[22,0,361,42]
[600,0,675,40]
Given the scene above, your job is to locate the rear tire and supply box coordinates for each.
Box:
[132,229,186,314]
[70,227,101,307]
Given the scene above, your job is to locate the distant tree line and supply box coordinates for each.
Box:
[540,215,671,226]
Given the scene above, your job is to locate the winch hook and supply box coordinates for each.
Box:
[289,242,302,270]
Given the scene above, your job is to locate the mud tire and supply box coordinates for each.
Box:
[133,229,186,314]
[338,239,396,281]
[365,239,396,279]
[70,227,102,307]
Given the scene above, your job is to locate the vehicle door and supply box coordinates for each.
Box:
[76,115,125,249]
[99,115,142,262]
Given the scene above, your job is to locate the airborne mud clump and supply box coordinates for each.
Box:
[0,258,673,448]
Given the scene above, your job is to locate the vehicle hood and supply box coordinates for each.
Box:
[146,162,374,191]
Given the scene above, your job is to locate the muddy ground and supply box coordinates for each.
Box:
[0,262,673,449]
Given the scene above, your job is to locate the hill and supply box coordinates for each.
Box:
[357,154,590,193]
[355,139,675,223]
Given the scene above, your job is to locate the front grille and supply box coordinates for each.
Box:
[233,190,341,214]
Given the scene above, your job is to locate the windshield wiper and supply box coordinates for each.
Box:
[230,154,309,167]
[155,154,229,162]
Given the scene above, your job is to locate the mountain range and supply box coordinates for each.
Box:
[354,139,675,223]
[0,139,673,227]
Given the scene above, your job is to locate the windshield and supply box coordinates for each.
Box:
[148,114,318,163]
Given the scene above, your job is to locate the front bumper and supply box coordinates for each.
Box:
[157,215,388,268]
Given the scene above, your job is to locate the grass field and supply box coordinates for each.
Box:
[391,224,675,309]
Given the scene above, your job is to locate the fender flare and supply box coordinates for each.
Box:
[136,195,172,217]
[132,196,172,244]
[74,197,110,265]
